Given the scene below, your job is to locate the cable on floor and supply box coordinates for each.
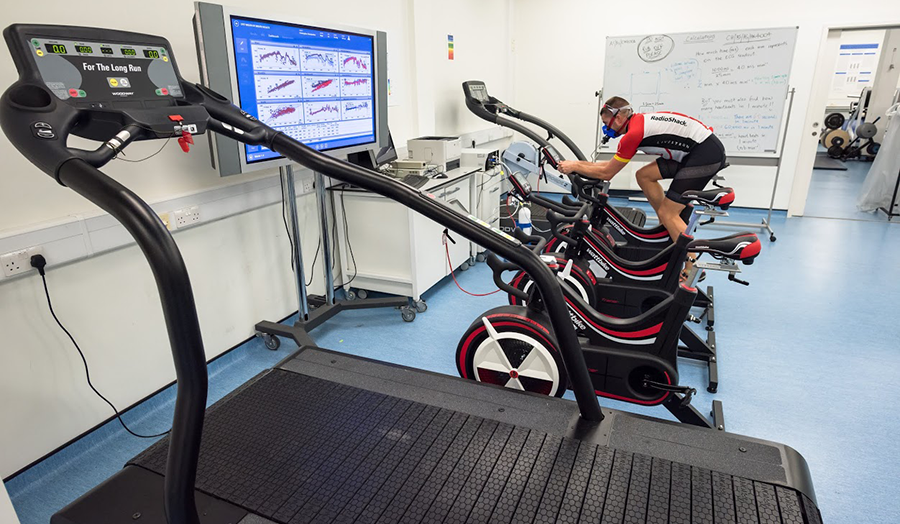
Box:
[442,234,500,297]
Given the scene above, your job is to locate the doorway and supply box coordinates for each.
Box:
[802,26,900,221]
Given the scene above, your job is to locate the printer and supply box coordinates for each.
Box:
[407,136,462,172]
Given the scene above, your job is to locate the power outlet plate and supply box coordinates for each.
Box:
[301,176,315,195]
[2,247,44,277]
[173,206,202,229]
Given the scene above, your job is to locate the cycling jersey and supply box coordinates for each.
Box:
[613,112,713,164]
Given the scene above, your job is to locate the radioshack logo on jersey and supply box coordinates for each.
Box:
[650,115,687,126]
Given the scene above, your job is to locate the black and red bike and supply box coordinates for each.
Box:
[501,172,753,393]
[455,200,761,428]
[463,79,712,261]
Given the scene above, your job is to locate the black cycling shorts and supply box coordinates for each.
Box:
[657,134,727,204]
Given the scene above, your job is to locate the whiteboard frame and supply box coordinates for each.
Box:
[601,26,799,159]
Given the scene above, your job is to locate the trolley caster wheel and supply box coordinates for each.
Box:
[459,261,470,271]
[475,252,487,263]
[346,290,357,301]
[707,385,717,393]
[258,333,280,351]
[357,289,368,300]
[401,306,417,322]
[769,235,776,242]
[415,300,428,313]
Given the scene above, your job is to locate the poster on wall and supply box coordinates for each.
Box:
[830,43,879,104]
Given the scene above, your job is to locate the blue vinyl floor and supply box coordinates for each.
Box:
[804,155,883,221]
[6,195,900,524]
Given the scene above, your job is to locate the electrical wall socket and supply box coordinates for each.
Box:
[173,206,202,229]
[301,176,314,194]
[2,247,43,277]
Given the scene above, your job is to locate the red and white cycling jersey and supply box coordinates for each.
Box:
[613,112,713,164]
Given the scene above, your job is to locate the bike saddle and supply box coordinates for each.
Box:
[687,233,761,264]
[681,187,735,210]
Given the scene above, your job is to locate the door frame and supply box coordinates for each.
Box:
[788,21,900,216]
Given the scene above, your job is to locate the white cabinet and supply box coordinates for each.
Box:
[471,166,503,257]
[332,169,477,301]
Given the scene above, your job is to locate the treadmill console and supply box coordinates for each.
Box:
[25,35,182,106]
[2,24,211,176]
[462,80,508,115]
[467,81,490,104]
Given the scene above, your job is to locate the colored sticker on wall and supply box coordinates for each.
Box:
[448,34,454,60]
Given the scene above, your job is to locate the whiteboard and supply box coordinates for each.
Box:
[603,27,797,156]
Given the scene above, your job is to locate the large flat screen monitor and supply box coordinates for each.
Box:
[194,2,389,175]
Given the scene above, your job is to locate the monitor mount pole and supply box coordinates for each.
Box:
[255,166,412,349]
[284,165,311,321]
[316,171,336,304]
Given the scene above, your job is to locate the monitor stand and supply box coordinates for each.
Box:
[255,165,412,349]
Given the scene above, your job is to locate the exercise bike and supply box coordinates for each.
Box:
[456,205,761,428]
[463,79,702,260]
[504,172,751,393]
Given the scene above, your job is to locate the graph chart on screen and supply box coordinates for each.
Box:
[300,50,338,72]
[231,16,377,161]
[341,77,371,97]
[342,100,372,120]
[258,103,303,127]
[340,53,370,73]
[255,75,303,100]
[302,77,339,98]
[305,101,341,123]
[252,44,300,71]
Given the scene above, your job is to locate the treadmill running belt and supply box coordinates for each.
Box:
[130,369,821,524]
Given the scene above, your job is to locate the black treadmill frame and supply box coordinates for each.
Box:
[1,24,820,524]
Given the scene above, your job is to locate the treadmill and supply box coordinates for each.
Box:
[1,24,822,524]
[460,80,648,229]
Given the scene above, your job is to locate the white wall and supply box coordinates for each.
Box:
[0,0,512,478]
[511,0,900,213]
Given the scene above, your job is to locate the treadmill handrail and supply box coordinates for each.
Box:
[2,26,605,524]
[59,158,208,524]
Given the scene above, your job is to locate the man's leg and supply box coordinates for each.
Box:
[635,162,666,214]
[657,197,696,279]
[657,198,688,242]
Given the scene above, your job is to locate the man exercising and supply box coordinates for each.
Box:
[557,97,726,277]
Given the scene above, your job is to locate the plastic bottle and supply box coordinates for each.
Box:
[517,206,532,235]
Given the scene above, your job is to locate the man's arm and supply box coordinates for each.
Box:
[558,159,627,181]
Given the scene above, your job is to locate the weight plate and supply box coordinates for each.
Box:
[824,112,845,130]
[825,129,850,148]
[827,145,844,158]
[865,142,880,156]
[857,122,877,139]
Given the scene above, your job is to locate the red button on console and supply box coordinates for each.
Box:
[68,88,79,97]
[168,115,183,122]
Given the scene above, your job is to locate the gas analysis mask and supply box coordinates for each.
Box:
[600,104,632,144]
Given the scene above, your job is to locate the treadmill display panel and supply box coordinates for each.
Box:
[26,36,181,105]
[468,82,489,102]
